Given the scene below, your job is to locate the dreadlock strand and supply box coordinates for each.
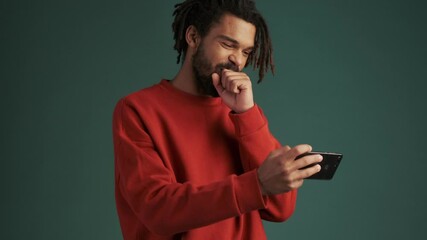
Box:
[172,0,200,63]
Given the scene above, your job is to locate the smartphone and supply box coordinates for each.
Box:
[296,152,343,180]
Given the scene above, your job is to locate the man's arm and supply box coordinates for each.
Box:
[229,105,297,221]
[230,106,323,221]
[214,70,322,221]
[113,99,268,236]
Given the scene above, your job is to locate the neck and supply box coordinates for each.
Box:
[171,57,200,96]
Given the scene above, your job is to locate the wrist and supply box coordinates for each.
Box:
[233,103,255,114]
[257,168,270,196]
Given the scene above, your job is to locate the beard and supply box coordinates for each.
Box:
[192,44,239,97]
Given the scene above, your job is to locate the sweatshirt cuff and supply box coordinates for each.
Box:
[229,105,266,137]
[234,170,266,214]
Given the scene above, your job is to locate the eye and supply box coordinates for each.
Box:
[221,42,233,49]
[243,50,252,57]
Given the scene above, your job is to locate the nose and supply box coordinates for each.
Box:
[228,52,244,71]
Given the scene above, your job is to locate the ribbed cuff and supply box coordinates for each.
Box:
[229,105,266,137]
[234,170,266,214]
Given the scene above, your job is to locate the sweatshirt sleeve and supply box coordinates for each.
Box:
[229,105,297,222]
[113,99,267,236]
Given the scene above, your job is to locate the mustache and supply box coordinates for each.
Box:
[214,62,239,74]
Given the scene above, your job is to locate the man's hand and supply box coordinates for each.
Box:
[257,144,323,195]
[212,69,254,113]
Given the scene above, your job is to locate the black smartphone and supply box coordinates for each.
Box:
[296,152,343,180]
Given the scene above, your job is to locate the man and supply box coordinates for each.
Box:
[112,0,323,239]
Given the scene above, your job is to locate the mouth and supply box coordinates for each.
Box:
[215,63,239,74]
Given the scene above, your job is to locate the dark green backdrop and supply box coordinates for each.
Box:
[2,0,426,239]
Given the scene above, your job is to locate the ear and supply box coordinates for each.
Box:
[185,25,200,49]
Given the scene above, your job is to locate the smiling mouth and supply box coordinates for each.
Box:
[215,63,239,74]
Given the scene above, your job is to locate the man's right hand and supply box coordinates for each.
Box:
[257,144,323,195]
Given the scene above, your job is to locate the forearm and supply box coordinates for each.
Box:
[230,104,297,221]
[118,161,265,235]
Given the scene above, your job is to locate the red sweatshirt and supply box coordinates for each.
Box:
[112,80,297,239]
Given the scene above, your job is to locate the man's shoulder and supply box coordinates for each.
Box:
[123,82,164,101]
[112,80,177,125]
[121,80,166,105]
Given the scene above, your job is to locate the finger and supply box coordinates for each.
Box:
[221,72,250,82]
[221,71,250,85]
[221,75,251,93]
[293,154,323,171]
[269,145,292,159]
[222,69,248,77]
[290,179,304,189]
[297,164,322,179]
[286,144,312,161]
[221,70,227,89]
[226,78,249,93]
[212,73,225,95]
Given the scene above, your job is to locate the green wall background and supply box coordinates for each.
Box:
[2,0,426,239]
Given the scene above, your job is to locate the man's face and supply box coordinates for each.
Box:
[191,14,256,97]
[192,42,238,97]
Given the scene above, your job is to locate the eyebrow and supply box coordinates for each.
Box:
[218,35,254,50]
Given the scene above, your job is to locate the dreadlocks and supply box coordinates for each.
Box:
[172,0,275,83]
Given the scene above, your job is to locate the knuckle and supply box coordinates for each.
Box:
[295,144,311,154]
[274,157,282,166]
[283,175,293,185]
[282,169,294,182]
[283,161,293,172]
[281,166,290,177]
[303,169,313,178]
[305,165,320,178]
[302,157,311,166]
[291,148,304,158]
[289,180,302,189]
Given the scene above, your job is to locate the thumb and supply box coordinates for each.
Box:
[212,73,224,94]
